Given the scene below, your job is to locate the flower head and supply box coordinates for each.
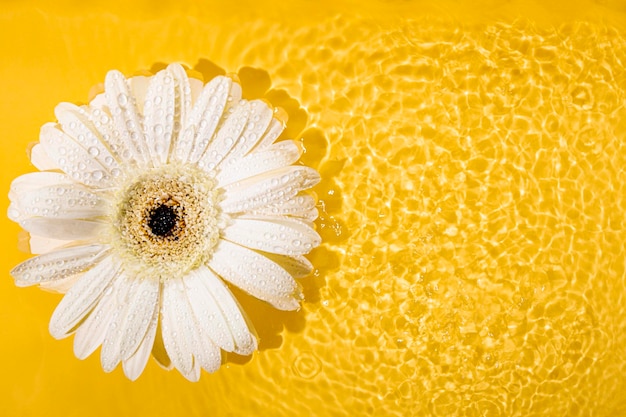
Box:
[8,63,321,381]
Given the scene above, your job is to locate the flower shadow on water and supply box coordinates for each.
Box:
[150,59,346,364]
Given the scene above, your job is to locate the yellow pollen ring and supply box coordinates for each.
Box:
[110,164,220,281]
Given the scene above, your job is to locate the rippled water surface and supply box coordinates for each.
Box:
[1,1,626,416]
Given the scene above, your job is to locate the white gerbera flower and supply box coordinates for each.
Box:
[8,63,321,381]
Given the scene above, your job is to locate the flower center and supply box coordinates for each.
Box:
[111,164,221,280]
[148,203,179,237]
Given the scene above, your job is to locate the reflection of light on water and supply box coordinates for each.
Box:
[297,18,626,416]
[292,351,323,379]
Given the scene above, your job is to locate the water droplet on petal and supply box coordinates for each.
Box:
[117,93,128,106]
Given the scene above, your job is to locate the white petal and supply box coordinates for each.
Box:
[188,77,205,106]
[54,102,122,173]
[39,123,116,188]
[74,99,130,166]
[216,140,302,187]
[143,64,191,165]
[101,275,160,372]
[129,75,150,114]
[11,244,108,287]
[99,274,135,372]
[222,217,320,256]
[89,89,108,111]
[8,172,82,224]
[183,267,236,352]
[28,235,71,254]
[9,172,73,202]
[17,183,109,220]
[176,76,233,163]
[21,218,102,240]
[40,274,82,293]
[104,70,150,167]
[264,253,314,278]
[170,316,207,380]
[252,192,318,221]
[161,279,195,378]
[194,266,257,355]
[191,331,222,374]
[49,256,121,339]
[221,166,320,214]
[73,273,120,359]
[249,117,285,152]
[209,240,302,311]
[226,99,274,159]
[117,278,160,361]
[197,100,250,171]
[187,361,201,382]
[143,70,175,165]
[30,143,59,170]
[7,203,21,223]
[122,298,159,381]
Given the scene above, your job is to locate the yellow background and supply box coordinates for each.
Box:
[2,0,626,416]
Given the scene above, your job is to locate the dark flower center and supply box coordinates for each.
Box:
[148,204,178,237]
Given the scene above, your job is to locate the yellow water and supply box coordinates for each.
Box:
[1,1,626,416]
